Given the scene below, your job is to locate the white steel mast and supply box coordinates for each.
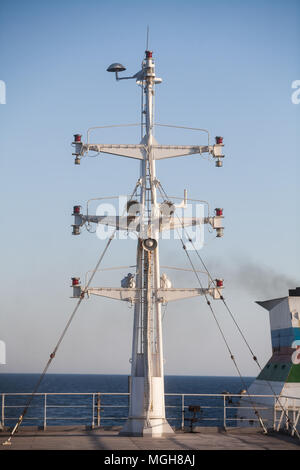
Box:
[71,48,225,436]
[125,50,172,435]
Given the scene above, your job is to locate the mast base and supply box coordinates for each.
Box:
[119,417,174,437]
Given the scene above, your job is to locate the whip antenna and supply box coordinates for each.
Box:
[146,25,150,50]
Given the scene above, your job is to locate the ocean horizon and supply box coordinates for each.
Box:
[0,373,255,428]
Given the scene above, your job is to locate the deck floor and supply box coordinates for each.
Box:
[0,426,299,451]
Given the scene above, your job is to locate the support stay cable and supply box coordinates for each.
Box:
[2,183,140,446]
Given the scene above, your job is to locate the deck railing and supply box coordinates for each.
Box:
[1,392,300,437]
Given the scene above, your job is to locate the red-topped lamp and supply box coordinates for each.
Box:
[73,205,82,215]
[216,279,223,288]
[73,134,82,165]
[215,136,223,145]
[71,277,82,298]
[215,208,223,217]
[71,277,80,286]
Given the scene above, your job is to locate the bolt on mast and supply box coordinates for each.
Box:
[71,48,225,436]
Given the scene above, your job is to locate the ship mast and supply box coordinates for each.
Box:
[133,50,167,432]
[71,48,225,436]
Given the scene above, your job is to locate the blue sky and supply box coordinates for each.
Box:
[0,0,299,376]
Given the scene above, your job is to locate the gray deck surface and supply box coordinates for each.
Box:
[0,426,299,450]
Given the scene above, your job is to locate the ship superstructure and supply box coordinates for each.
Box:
[238,287,300,427]
[70,49,225,436]
[255,287,300,389]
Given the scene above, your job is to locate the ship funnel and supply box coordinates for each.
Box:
[289,287,300,297]
[256,297,286,311]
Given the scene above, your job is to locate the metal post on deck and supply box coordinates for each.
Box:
[1,394,4,429]
[92,394,95,429]
[273,396,276,431]
[43,394,47,430]
[223,395,227,429]
[181,395,185,430]
[292,400,296,434]
[127,376,131,422]
[97,393,101,427]
[128,376,131,395]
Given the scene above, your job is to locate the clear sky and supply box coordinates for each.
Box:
[0,0,299,377]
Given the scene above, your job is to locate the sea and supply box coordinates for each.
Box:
[0,374,255,429]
